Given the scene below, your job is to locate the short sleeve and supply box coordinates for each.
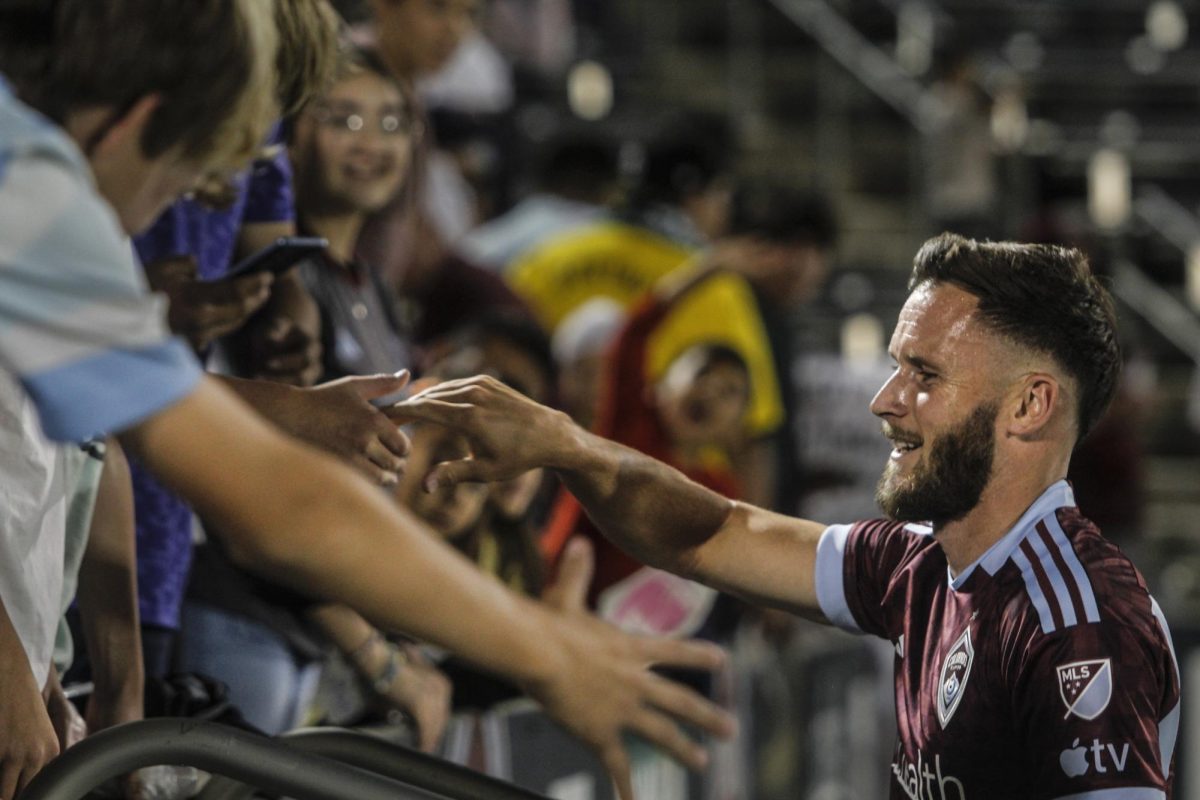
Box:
[0,156,202,442]
[815,518,925,639]
[1011,619,1175,799]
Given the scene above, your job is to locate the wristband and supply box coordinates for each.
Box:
[371,646,406,695]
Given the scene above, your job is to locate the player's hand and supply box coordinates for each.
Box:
[243,316,323,387]
[392,375,576,491]
[373,645,452,754]
[0,660,59,799]
[280,373,413,486]
[526,596,736,800]
[144,256,274,352]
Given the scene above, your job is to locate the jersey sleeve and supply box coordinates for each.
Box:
[1011,615,1176,799]
[814,518,924,639]
[0,155,202,442]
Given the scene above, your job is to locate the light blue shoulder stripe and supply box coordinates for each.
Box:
[1011,547,1056,634]
[1024,523,1079,628]
[1043,513,1101,623]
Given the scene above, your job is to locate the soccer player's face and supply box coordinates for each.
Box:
[870,282,1004,525]
[876,397,998,524]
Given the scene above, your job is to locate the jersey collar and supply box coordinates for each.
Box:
[948,480,1076,591]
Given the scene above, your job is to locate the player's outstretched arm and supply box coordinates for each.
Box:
[396,375,830,620]
[118,376,734,799]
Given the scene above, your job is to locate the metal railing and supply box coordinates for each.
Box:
[765,0,937,129]
[1128,185,1200,365]
[198,727,549,800]
[20,719,549,800]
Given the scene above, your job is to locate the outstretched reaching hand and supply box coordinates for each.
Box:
[394,375,583,492]
[523,586,734,799]
[538,537,737,798]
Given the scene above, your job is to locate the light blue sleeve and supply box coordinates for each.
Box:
[0,153,202,442]
[814,523,862,634]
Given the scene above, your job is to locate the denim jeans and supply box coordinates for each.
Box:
[178,602,322,735]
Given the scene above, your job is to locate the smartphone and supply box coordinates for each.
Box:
[221,236,328,280]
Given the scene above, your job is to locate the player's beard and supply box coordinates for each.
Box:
[875,399,998,526]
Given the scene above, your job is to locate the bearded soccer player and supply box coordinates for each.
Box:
[401,233,1180,799]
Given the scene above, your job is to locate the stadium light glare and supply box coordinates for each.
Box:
[1147,1,1188,52]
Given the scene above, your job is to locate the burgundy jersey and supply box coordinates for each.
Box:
[814,481,1180,800]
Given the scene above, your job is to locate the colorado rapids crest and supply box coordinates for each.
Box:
[937,626,974,728]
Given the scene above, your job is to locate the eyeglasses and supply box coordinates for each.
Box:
[310,105,420,138]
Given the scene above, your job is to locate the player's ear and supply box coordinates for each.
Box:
[1006,372,1060,439]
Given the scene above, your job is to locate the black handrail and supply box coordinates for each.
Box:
[18,718,421,800]
[198,727,551,800]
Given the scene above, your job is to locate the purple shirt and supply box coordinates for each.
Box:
[129,144,294,629]
[815,481,1179,799]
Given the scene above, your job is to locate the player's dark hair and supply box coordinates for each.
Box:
[909,233,1120,442]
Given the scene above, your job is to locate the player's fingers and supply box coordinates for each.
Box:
[406,374,482,396]
[423,459,492,493]
[348,371,411,401]
[638,636,727,673]
[404,375,504,405]
[642,675,736,739]
[628,709,709,771]
[389,399,473,428]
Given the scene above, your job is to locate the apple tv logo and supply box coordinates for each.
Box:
[1060,739,1089,777]
[1059,738,1130,778]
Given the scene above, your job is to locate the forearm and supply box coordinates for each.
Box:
[76,441,143,723]
[307,604,393,681]
[551,423,734,576]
